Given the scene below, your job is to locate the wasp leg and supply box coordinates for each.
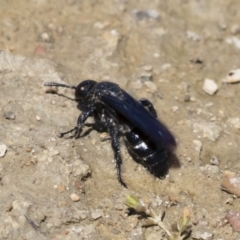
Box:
[106,119,127,188]
[59,110,93,138]
[138,98,157,118]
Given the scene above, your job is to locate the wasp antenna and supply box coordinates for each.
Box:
[44,82,76,89]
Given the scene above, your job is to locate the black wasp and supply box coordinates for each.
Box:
[44,80,176,187]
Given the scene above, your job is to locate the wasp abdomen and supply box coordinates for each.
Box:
[125,129,168,178]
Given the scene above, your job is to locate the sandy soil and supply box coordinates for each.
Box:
[1,0,240,239]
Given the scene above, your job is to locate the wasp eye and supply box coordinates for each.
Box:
[75,80,96,100]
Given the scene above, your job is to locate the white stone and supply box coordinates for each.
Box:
[70,193,80,202]
[171,106,179,112]
[202,79,218,95]
[41,32,50,42]
[226,36,240,49]
[36,115,41,121]
[0,144,7,158]
[223,69,240,83]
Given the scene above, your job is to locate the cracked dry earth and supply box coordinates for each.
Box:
[1,0,240,239]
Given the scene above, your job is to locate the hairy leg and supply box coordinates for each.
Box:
[59,110,93,138]
[105,117,127,188]
[138,98,157,118]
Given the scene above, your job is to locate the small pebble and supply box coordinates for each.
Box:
[132,80,143,89]
[186,30,201,41]
[231,24,240,35]
[184,94,191,102]
[70,193,80,202]
[4,111,15,120]
[210,156,219,166]
[132,9,159,21]
[205,102,214,108]
[192,228,213,240]
[91,209,103,220]
[210,116,216,121]
[143,65,153,71]
[60,200,67,206]
[171,106,179,113]
[111,228,119,234]
[41,32,50,42]
[110,29,118,37]
[161,63,171,71]
[58,184,65,193]
[227,117,240,129]
[25,147,32,152]
[219,110,224,115]
[221,171,240,197]
[159,78,169,83]
[200,164,219,177]
[49,148,59,156]
[0,144,7,158]
[223,69,240,83]
[94,21,110,29]
[202,79,218,95]
[177,120,185,125]
[73,162,91,178]
[225,198,234,205]
[141,72,152,82]
[47,23,56,31]
[114,203,124,211]
[25,160,31,166]
[144,81,157,92]
[193,140,202,153]
[226,210,240,231]
[190,96,196,101]
[74,178,85,193]
[225,36,240,49]
[57,26,63,34]
[34,44,47,55]
[218,21,227,30]
[119,4,126,12]
[36,115,41,121]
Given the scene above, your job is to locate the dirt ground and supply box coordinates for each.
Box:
[1,0,240,239]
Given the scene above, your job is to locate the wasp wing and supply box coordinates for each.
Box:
[101,92,176,150]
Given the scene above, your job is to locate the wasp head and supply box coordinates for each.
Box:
[75,80,97,101]
[44,80,97,102]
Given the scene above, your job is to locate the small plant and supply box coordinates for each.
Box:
[125,195,191,240]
